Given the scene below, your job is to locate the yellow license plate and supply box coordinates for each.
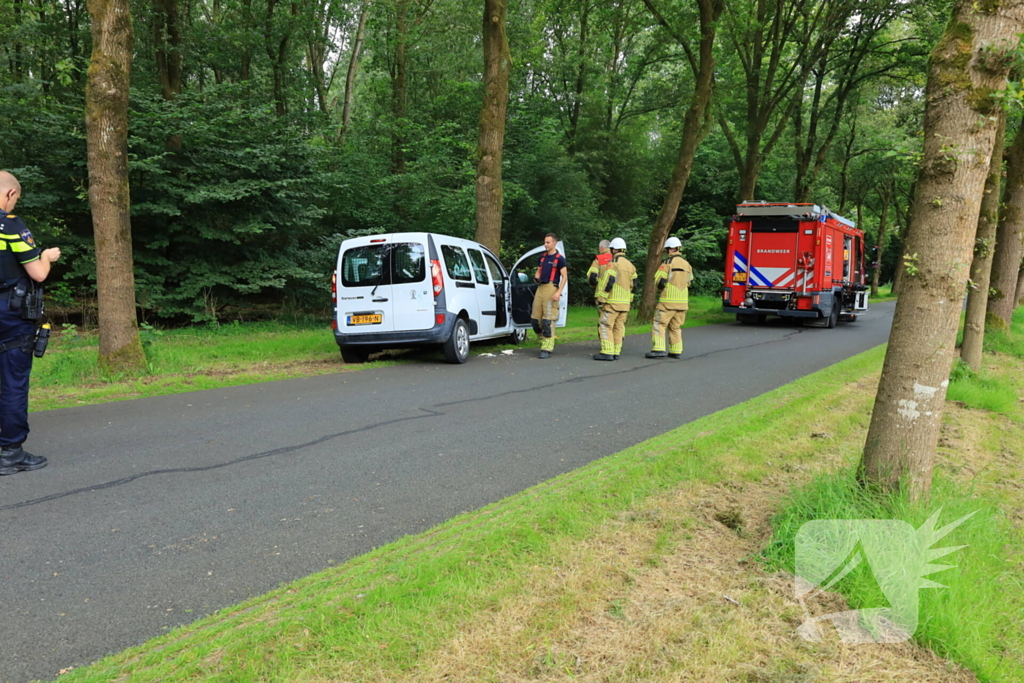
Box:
[732,272,748,283]
[348,314,382,325]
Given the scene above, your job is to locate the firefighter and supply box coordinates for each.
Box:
[586,239,611,338]
[593,237,635,361]
[646,236,692,359]
[532,232,567,360]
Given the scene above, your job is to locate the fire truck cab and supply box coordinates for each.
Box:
[723,202,869,327]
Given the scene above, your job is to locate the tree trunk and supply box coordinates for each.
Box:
[961,108,1006,369]
[473,0,510,256]
[154,0,182,101]
[86,0,145,372]
[871,187,890,297]
[339,1,371,140]
[638,0,722,322]
[1016,257,1024,305]
[392,0,409,175]
[860,0,1023,500]
[988,117,1024,328]
[567,0,589,153]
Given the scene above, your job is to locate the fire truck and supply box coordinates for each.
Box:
[723,202,869,327]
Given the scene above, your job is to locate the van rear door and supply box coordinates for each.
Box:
[337,239,432,334]
[509,242,568,328]
[388,242,433,331]
[338,241,395,333]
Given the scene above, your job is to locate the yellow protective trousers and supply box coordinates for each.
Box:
[651,306,687,354]
[599,305,628,355]
[532,283,559,351]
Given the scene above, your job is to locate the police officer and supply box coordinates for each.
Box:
[532,232,567,360]
[646,236,692,360]
[593,237,636,361]
[0,171,61,476]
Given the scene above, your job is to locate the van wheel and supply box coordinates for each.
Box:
[507,327,527,345]
[444,319,470,364]
[341,346,370,364]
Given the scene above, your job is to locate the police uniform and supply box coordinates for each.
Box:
[649,252,692,358]
[595,253,636,359]
[0,212,41,453]
[532,251,566,354]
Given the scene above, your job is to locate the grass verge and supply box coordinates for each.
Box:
[31,297,733,411]
[58,305,1021,683]
[761,309,1024,683]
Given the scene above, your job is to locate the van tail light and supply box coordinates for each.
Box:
[331,272,337,303]
[436,313,445,326]
[431,260,443,296]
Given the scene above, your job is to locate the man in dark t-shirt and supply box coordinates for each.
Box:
[531,233,567,359]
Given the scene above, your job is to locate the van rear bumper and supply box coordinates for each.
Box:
[334,313,455,348]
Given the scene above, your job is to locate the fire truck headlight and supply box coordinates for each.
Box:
[744,297,754,308]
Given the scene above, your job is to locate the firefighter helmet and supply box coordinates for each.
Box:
[609,237,627,250]
[664,236,682,249]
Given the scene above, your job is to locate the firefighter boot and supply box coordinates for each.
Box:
[592,353,615,361]
[0,445,47,475]
[645,351,667,359]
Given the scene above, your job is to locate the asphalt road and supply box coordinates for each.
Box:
[0,302,895,683]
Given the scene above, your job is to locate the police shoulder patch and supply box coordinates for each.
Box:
[20,229,36,247]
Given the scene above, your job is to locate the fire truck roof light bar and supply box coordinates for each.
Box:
[734,201,856,229]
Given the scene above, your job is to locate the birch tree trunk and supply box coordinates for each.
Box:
[988,118,1024,328]
[961,108,1006,369]
[860,0,1024,499]
[473,0,510,255]
[86,0,145,372]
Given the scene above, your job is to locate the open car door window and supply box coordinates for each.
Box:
[509,241,567,328]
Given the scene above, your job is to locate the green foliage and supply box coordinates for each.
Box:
[761,469,1022,682]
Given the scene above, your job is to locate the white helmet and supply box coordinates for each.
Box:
[609,237,627,250]
[664,236,682,249]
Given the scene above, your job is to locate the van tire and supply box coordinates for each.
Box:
[507,327,527,345]
[341,346,370,364]
[444,319,470,364]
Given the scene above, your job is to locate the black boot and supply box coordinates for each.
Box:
[667,353,682,359]
[592,353,615,361]
[0,445,48,475]
[645,351,667,359]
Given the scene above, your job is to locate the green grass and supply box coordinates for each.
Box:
[55,342,890,683]
[31,296,733,411]
[947,359,1021,418]
[760,471,1022,682]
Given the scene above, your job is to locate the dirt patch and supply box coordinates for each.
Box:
[360,476,977,683]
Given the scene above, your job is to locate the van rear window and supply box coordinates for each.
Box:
[341,243,425,288]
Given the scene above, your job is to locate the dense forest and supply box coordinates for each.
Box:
[0,0,956,322]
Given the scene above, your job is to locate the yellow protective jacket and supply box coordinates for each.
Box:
[598,254,637,312]
[654,253,692,311]
[586,253,613,303]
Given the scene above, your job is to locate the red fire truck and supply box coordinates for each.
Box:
[723,202,869,327]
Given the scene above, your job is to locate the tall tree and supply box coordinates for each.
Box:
[339,1,371,138]
[961,107,1006,370]
[86,0,145,371]
[473,0,510,255]
[988,116,1024,328]
[717,0,849,200]
[860,0,1024,499]
[638,0,724,321]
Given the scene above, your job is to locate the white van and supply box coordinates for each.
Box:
[332,233,568,363]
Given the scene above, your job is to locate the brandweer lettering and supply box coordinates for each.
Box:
[756,249,790,254]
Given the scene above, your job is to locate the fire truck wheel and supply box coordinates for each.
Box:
[826,298,840,329]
